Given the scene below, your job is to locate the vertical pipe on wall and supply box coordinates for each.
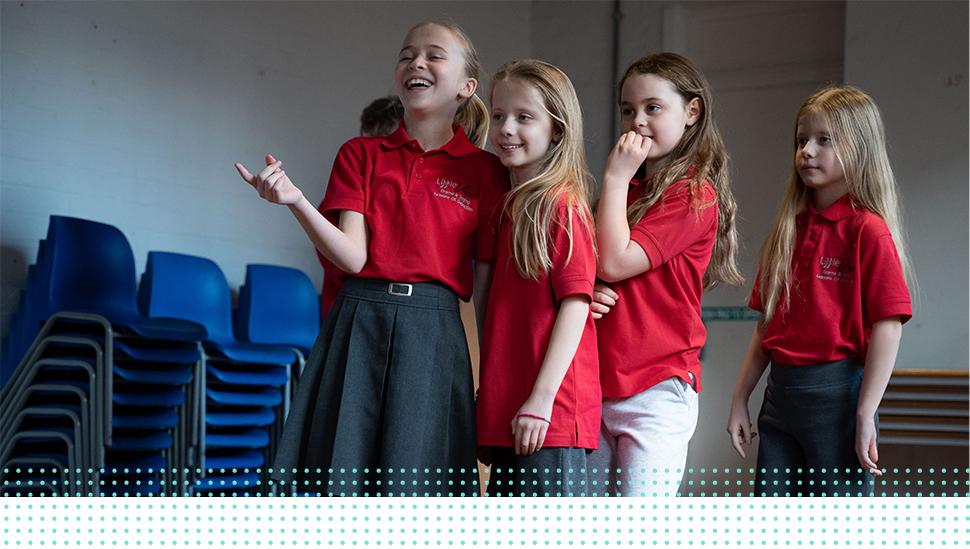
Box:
[610,0,623,141]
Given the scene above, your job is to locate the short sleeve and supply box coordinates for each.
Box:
[629,181,718,268]
[550,204,596,303]
[474,160,510,262]
[320,139,367,215]
[859,223,912,325]
[748,273,764,312]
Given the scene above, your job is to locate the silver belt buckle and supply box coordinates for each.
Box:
[388,282,413,297]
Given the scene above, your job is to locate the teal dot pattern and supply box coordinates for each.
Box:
[0,500,966,545]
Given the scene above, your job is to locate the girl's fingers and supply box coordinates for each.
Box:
[528,427,540,454]
[265,169,286,189]
[595,284,619,301]
[729,427,746,459]
[536,426,547,453]
[265,154,278,165]
[591,311,603,320]
[235,163,256,185]
[864,439,881,476]
[257,160,283,182]
[593,291,617,307]
[518,429,530,455]
[591,301,611,315]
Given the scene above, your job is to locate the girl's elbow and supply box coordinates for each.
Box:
[596,258,628,283]
[342,253,368,275]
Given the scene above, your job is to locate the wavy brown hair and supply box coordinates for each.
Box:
[619,53,742,289]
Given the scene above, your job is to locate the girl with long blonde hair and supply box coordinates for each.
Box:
[235,20,508,496]
[476,59,601,496]
[591,52,743,497]
[727,86,913,496]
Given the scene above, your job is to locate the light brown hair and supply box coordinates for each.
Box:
[619,52,743,289]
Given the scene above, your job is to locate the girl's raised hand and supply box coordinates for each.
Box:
[604,131,653,185]
[235,154,305,205]
[726,398,756,459]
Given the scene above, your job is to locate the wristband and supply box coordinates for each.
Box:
[516,413,551,424]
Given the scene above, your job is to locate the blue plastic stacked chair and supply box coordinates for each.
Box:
[139,252,298,495]
[0,216,206,496]
[236,264,321,402]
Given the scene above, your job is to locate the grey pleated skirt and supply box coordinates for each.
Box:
[271,277,479,496]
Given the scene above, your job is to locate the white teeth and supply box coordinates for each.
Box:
[406,78,432,89]
[500,144,522,150]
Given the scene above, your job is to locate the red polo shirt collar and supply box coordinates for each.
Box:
[381,123,479,158]
[798,193,857,226]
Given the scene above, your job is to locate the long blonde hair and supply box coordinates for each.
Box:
[619,53,743,289]
[756,86,914,323]
[491,60,595,279]
[407,20,489,148]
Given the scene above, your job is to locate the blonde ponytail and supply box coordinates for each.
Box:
[456,94,489,148]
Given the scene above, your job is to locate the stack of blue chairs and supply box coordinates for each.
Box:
[1,216,323,496]
[139,252,299,495]
[236,264,320,400]
[0,216,207,496]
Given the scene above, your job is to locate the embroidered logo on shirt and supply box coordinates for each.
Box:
[817,256,854,283]
[433,178,474,212]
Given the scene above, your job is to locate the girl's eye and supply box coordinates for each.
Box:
[429,55,444,61]
[518,114,532,121]
[647,105,661,113]
[492,113,504,121]
[819,136,832,144]
[399,56,412,62]
[620,108,634,117]
[796,138,808,146]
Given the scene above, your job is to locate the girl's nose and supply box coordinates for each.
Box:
[409,56,426,71]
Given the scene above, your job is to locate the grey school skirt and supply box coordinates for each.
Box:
[271,277,479,496]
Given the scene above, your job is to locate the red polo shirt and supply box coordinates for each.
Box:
[749,194,912,365]
[477,199,600,449]
[318,124,509,300]
[597,177,718,398]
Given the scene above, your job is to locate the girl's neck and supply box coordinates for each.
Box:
[403,110,456,151]
[511,163,541,186]
[811,181,850,211]
[642,155,670,181]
